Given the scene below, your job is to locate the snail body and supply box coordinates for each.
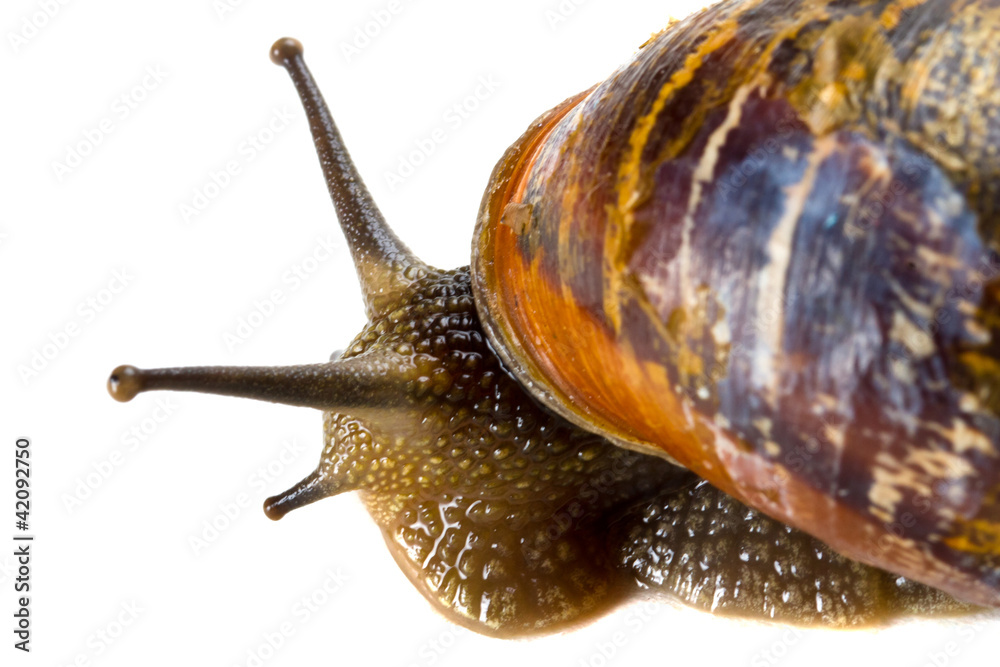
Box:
[109,0,999,637]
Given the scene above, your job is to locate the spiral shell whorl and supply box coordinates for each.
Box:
[473,0,1000,607]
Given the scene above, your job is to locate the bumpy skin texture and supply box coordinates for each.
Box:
[474,0,1000,607]
[614,480,967,624]
[312,269,681,634]
[291,268,968,636]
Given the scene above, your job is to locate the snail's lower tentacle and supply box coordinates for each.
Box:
[265,469,348,521]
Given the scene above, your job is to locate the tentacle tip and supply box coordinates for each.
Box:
[107,365,144,402]
[270,37,303,66]
[263,495,288,521]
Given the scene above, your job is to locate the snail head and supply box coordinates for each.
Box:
[107,37,679,636]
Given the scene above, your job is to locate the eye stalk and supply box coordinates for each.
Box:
[106,39,432,417]
[106,362,407,412]
[104,38,440,522]
[267,36,428,318]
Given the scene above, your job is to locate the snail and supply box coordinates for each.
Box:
[106,0,1000,637]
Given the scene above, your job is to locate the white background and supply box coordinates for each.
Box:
[2,0,998,665]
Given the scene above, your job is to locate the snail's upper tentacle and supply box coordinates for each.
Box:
[107,357,409,414]
[270,37,430,318]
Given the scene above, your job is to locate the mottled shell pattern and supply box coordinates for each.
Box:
[475,0,1000,608]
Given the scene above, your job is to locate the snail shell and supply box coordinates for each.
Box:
[474,0,1000,608]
